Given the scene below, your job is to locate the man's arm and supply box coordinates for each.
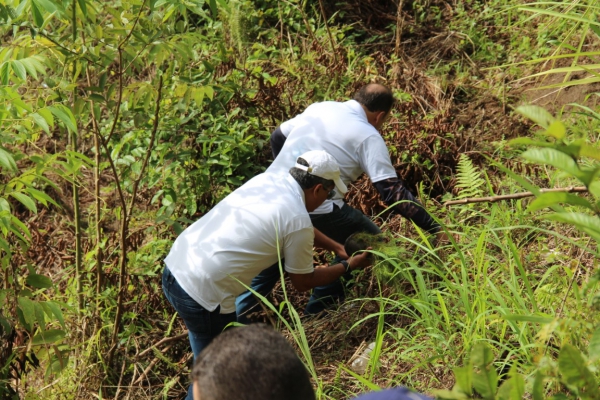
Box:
[270,126,286,159]
[313,228,348,259]
[288,250,371,292]
[373,177,440,234]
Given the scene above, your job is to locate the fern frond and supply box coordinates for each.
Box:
[455,154,485,200]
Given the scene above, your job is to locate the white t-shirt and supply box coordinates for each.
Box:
[267,100,397,214]
[164,173,314,314]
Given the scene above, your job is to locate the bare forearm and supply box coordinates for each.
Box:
[314,228,346,258]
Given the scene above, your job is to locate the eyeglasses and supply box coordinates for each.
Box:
[326,186,336,200]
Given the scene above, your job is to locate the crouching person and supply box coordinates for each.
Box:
[162,150,372,399]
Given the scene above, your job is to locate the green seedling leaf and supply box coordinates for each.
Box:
[10,192,37,213]
[470,343,497,400]
[0,147,17,171]
[558,343,598,395]
[545,120,566,140]
[588,326,600,362]
[32,329,65,345]
[497,374,525,400]
[18,296,35,326]
[528,192,594,212]
[431,389,468,399]
[48,105,77,133]
[31,0,44,27]
[516,105,555,129]
[508,137,553,148]
[26,187,58,207]
[26,273,53,289]
[580,145,600,161]
[532,371,545,400]
[546,212,600,235]
[471,343,494,368]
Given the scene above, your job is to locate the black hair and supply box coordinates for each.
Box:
[289,157,334,190]
[192,324,316,400]
[353,83,394,113]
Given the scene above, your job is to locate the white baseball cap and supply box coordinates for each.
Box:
[294,150,348,195]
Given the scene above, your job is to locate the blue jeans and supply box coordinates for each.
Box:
[236,204,381,320]
[162,267,237,399]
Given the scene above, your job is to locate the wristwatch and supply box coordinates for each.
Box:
[340,259,351,273]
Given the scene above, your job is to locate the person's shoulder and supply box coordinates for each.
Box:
[352,387,433,400]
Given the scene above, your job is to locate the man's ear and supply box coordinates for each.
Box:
[374,111,388,127]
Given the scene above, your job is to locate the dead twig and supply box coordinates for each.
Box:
[138,332,188,358]
[444,186,588,206]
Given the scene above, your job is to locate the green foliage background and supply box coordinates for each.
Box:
[0,0,599,399]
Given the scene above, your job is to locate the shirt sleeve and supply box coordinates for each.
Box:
[373,178,440,233]
[282,226,315,275]
[357,135,398,183]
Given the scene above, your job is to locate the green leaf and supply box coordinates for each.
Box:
[528,192,594,212]
[26,187,59,207]
[208,0,217,17]
[18,296,36,326]
[545,120,566,140]
[546,212,600,235]
[497,365,525,400]
[558,343,597,395]
[26,273,53,289]
[33,0,57,13]
[10,192,37,213]
[0,147,17,171]
[10,60,26,80]
[31,0,44,27]
[532,371,545,400]
[508,137,553,148]
[0,62,9,85]
[38,107,54,126]
[48,105,77,133]
[44,301,65,329]
[470,343,497,400]
[588,326,600,362]
[471,343,494,368]
[504,314,554,324]
[580,145,600,161]
[516,105,555,129]
[521,148,583,181]
[77,0,87,15]
[31,112,50,133]
[32,329,65,345]
[453,364,473,396]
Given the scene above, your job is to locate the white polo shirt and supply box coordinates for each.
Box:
[164,173,314,314]
[266,100,397,214]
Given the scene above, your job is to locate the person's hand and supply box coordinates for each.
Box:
[348,247,373,271]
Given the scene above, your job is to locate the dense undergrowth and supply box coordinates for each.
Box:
[0,0,599,399]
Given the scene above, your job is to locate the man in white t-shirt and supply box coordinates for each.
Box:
[162,150,373,400]
[237,83,446,319]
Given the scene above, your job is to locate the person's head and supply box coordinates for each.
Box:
[289,150,347,212]
[191,324,316,400]
[353,83,394,130]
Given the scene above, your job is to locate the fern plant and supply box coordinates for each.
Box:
[455,154,486,200]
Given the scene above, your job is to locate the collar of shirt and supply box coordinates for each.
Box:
[344,99,367,122]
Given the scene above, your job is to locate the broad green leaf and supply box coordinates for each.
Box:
[34,301,45,331]
[453,365,473,396]
[0,62,9,85]
[38,107,54,126]
[521,148,582,180]
[580,145,600,161]
[31,112,50,133]
[31,0,44,27]
[545,120,566,140]
[497,365,525,400]
[532,371,544,400]
[528,192,594,212]
[44,301,65,329]
[20,58,38,79]
[48,105,77,133]
[77,0,87,15]
[558,343,597,394]
[516,105,555,129]
[26,273,53,289]
[32,329,65,345]
[26,187,59,207]
[18,296,35,326]
[208,0,217,17]
[10,192,37,213]
[546,212,600,235]
[0,147,17,171]
[10,60,26,80]
[471,343,494,368]
[204,85,214,100]
[34,0,57,13]
[588,326,600,362]
[432,389,469,399]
